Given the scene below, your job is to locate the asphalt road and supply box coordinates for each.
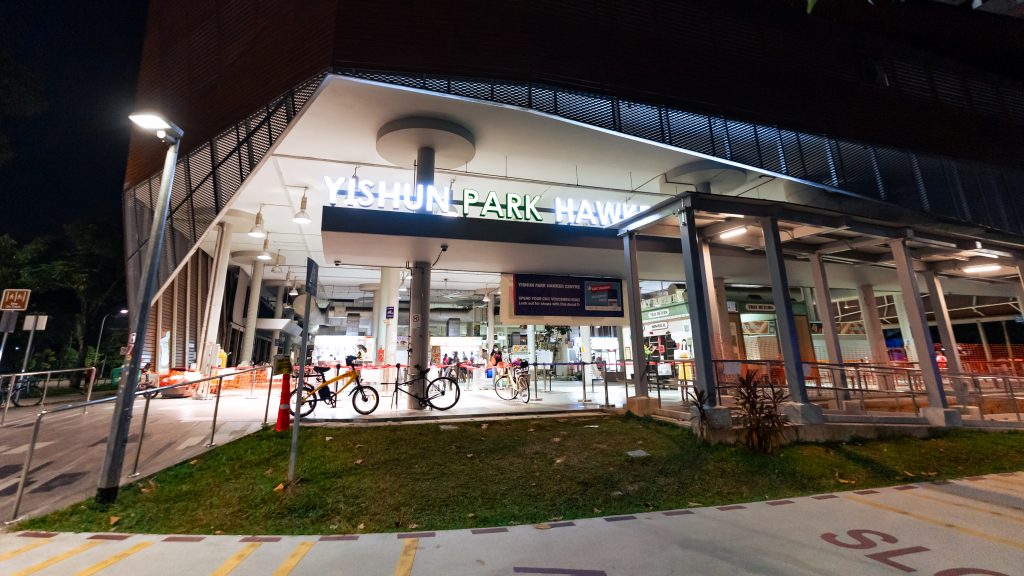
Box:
[0,473,1020,575]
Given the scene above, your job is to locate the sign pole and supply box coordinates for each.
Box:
[288,258,318,483]
[20,317,38,375]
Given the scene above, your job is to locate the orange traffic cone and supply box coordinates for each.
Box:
[275,373,291,432]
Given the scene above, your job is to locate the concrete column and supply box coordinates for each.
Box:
[678,203,718,409]
[977,321,992,361]
[810,254,847,395]
[408,261,431,409]
[239,260,265,365]
[890,239,958,425]
[198,222,233,374]
[269,285,285,358]
[922,271,962,374]
[857,285,889,366]
[622,232,648,397]
[580,325,592,390]
[371,287,381,340]
[699,241,727,359]
[527,324,536,366]
[616,325,626,376]
[760,217,822,423]
[891,295,918,362]
[379,268,400,365]
[485,297,495,352]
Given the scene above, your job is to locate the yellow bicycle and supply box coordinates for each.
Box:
[291,364,379,416]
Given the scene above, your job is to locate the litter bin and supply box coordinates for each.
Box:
[110,366,124,387]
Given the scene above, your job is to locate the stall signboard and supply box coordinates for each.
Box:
[513,274,623,318]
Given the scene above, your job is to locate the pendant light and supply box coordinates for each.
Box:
[248,208,267,238]
[256,236,272,260]
[293,188,311,224]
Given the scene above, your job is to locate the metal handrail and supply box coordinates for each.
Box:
[2,367,96,426]
[8,365,269,522]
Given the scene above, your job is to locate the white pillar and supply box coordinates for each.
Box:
[239,260,265,365]
[486,297,495,352]
[408,261,431,409]
[890,239,955,424]
[922,271,962,374]
[527,324,536,366]
[700,241,728,359]
[857,285,889,365]
[269,285,285,358]
[371,287,381,344]
[623,232,648,396]
[580,325,592,390]
[891,295,918,362]
[379,268,400,365]
[198,222,233,374]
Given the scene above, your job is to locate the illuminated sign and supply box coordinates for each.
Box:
[324,176,647,227]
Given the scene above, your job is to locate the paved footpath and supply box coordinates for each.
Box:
[0,473,1021,575]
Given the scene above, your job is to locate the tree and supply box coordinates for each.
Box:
[19,220,124,385]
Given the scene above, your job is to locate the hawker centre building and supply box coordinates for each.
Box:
[122,0,1024,429]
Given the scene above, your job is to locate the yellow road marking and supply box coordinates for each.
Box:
[394,538,418,576]
[272,541,315,576]
[909,490,1024,524]
[0,540,49,562]
[11,541,102,576]
[210,542,261,576]
[846,494,1024,550]
[75,541,153,576]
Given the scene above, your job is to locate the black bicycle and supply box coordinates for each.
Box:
[0,376,44,408]
[390,364,460,410]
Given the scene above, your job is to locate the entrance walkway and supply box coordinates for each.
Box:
[2,473,1021,575]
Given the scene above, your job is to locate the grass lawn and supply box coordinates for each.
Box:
[20,414,1024,535]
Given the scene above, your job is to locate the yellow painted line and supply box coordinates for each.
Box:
[11,541,102,576]
[271,541,315,576]
[909,490,1024,524]
[846,494,1024,550]
[394,538,418,576]
[0,540,49,563]
[210,542,261,576]
[75,541,153,576]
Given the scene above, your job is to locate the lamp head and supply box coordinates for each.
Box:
[129,112,183,143]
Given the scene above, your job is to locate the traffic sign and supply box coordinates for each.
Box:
[23,315,47,331]
[1,289,30,311]
[411,313,421,325]
[386,306,395,319]
[0,311,17,333]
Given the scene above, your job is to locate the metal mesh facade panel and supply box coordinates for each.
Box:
[341,69,1023,239]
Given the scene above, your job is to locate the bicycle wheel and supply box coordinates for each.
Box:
[351,385,380,415]
[289,384,317,417]
[494,374,516,400]
[13,383,43,407]
[518,375,530,403]
[425,377,460,410]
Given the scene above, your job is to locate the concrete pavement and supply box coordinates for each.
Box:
[0,473,1021,575]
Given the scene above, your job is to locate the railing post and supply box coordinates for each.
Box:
[40,372,52,405]
[11,412,45,521]
[129,394,153,477]
[206,376,225,447]
[1005,377,1021,422]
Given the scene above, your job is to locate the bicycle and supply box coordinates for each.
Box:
[291,362,380,416]
[494,360,530,403]
[0,376,44,408]
[389,364,460,410]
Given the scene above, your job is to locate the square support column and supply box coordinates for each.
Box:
[890,239,959,426]
[622,232,649,398]
[198,222,233,375]
[408,261,431,409]
[921,271,962,374]
[760,217,822,424]
[700,241,730,359]
[891,295,918,362]
[678,203,718,409]
[857,285,890,367]
[810,254,848,396]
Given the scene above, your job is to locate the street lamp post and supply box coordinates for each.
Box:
[93,309,128,379]
[96,113,183,504]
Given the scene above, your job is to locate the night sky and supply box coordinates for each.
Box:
[0,1,148,241]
